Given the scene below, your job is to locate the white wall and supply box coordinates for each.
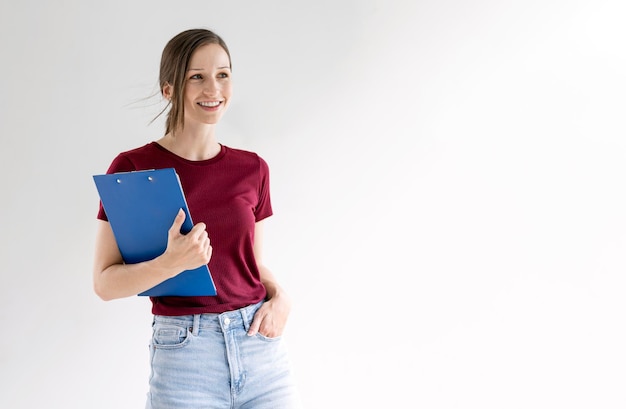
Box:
[1,1,625,408]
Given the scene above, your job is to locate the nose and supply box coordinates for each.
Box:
[203,78,220,95]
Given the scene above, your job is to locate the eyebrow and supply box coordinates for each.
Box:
[188,66,231,71]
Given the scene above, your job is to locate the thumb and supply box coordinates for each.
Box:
[168,208,186,235]
[247,311,263,336]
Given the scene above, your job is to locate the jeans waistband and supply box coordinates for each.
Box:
[153,301,264,335]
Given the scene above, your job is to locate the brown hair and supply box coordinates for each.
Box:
[156,29,231,135]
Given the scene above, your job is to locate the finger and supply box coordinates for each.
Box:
[201,235,211,253]
[168,209,186,235]
[247,311,263,336]
[187,222,207,240]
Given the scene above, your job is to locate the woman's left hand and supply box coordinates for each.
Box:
[247,294,291,338]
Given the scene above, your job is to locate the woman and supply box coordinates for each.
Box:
[93,28,301,408]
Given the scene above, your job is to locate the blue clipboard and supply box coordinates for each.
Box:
[93,168,217,297]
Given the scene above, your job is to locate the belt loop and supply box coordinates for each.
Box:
[192,314,200,335]
[240,307,250,332]
[242,301,262,332]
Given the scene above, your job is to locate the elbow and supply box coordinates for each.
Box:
[93,281,114,301]
[93,274,116,301]
[96,292,115,302]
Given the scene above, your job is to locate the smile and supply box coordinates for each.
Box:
[198,101,221,107]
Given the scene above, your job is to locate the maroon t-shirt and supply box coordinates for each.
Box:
[97,142,272,315]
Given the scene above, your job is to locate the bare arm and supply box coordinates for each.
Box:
[247,220,292,337]
[93,209,213,301]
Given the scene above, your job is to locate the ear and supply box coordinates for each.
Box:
[162,83,173,101]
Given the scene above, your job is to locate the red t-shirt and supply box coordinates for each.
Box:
[97,142,272,315]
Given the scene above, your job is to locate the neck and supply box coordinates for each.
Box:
[158,123,221,161]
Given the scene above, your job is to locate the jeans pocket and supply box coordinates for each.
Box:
[151,323,192,349]
[254,332,282,342]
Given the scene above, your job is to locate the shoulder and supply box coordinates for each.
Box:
[116,142,160,160]
[223,145,270,169]
[106,142,160,173]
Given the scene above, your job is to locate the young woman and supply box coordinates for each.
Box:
[93,28,301,408]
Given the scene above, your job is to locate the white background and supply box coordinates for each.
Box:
[1,1,625,408]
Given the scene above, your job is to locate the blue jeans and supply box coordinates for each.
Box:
[145,301,301,409]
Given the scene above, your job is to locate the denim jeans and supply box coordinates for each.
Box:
[145,301,301,409]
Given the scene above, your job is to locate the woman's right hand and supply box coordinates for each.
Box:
[93,208,212,300]
[160,209,213,275]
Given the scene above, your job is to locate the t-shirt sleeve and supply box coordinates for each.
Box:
[255,156,273,222]
[96,154,136,221]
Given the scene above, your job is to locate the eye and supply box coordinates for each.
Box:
[189,74,203,80]
[217,72,230,79]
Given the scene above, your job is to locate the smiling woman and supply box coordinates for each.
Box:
[176,44,232,125]
[156,29,232,137]
[92,28,302,409]
[163,43,232,133]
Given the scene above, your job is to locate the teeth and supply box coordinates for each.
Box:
[199,101,220,107]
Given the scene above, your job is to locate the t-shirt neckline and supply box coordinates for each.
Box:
[150,141,227,165]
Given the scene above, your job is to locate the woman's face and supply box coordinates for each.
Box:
[179,43,232,126]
